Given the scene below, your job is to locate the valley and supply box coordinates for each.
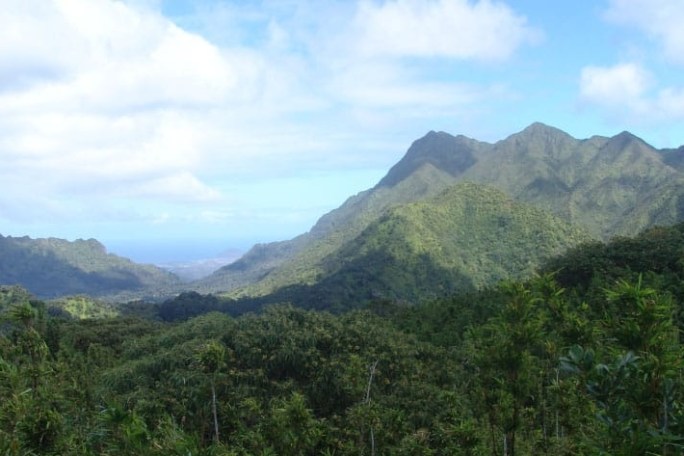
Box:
[4,123,683,311]
[3,124,684,454]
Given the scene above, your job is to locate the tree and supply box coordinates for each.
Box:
[561,277,683,454]
[197,339,227,444]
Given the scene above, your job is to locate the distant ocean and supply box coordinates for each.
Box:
[105,238,248,264]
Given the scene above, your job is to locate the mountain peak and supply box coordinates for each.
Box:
[516,122,571,139]
[603,130,653,153]
[376,130,480,188]
[200,123,684,302]
[524,121,553,131]
[612,130,639,142]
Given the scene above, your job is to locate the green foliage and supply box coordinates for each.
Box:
[159,291,233,321]
[49,295,120,319]
[326,183,590,297]
[2,222,684,453]
[560,279,683,454]
[198,183,592,315]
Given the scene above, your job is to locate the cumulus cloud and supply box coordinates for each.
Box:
[0,0,541,242]
[579,1,684,129]
[0,0,239,106]
[312,0,532,131]
[605,0,684,64]
[0,0,260,225]
[352,0,540,61]
[579,62,684,122]
[579,63,650,110]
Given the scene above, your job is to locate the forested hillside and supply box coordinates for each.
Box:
[201,123,684,298]
[4,223,682,454]
[191,183,590,314]
[0,235,180,299]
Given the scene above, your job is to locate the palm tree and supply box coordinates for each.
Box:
[197,340,227,444]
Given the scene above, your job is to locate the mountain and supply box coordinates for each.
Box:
[198,134,481,296]
[0,235,180,299]
[200,123,684,299]
[326,183,591,293]
[217,183,592,312]
[461,124,684,238]
[660,145,684,171]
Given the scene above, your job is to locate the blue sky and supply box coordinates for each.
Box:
[1,0,684,262]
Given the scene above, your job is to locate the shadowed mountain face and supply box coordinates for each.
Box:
[200,123,684,303]
[0,235,180,299]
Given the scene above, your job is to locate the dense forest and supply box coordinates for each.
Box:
[2,223,684,454]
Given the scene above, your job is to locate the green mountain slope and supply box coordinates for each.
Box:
[199,131,484,295]
[215,183,591,312]
[0,235,180,299]
[199,160,460,296]
[462,124,684,238]
[327,183,591,293]
[199,123,684,297]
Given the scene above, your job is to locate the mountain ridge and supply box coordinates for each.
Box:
[5,122,683,304]
[195,182,592,313]
[315,182,591,303]
[200,122,684,299]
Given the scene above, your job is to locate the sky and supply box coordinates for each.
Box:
[2,0,684,262]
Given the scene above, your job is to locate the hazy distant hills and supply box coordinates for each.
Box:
[199,123,684,302]
[0,235,180,299]
[156,248,243,282]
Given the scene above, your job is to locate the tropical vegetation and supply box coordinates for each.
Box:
[2,222,684,454]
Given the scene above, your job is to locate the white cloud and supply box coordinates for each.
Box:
[0,0,542,244]
[310,0,534,129]
[579,63,650,110]
[0,0,260,224]
[0,1,81,90]
[579,62,684,122]
[352,0,540,61]
[129,172,222,202]
[331,61,473,107]
[606,0,684,64]
[0,0,242,111]
[581,2,684,130]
